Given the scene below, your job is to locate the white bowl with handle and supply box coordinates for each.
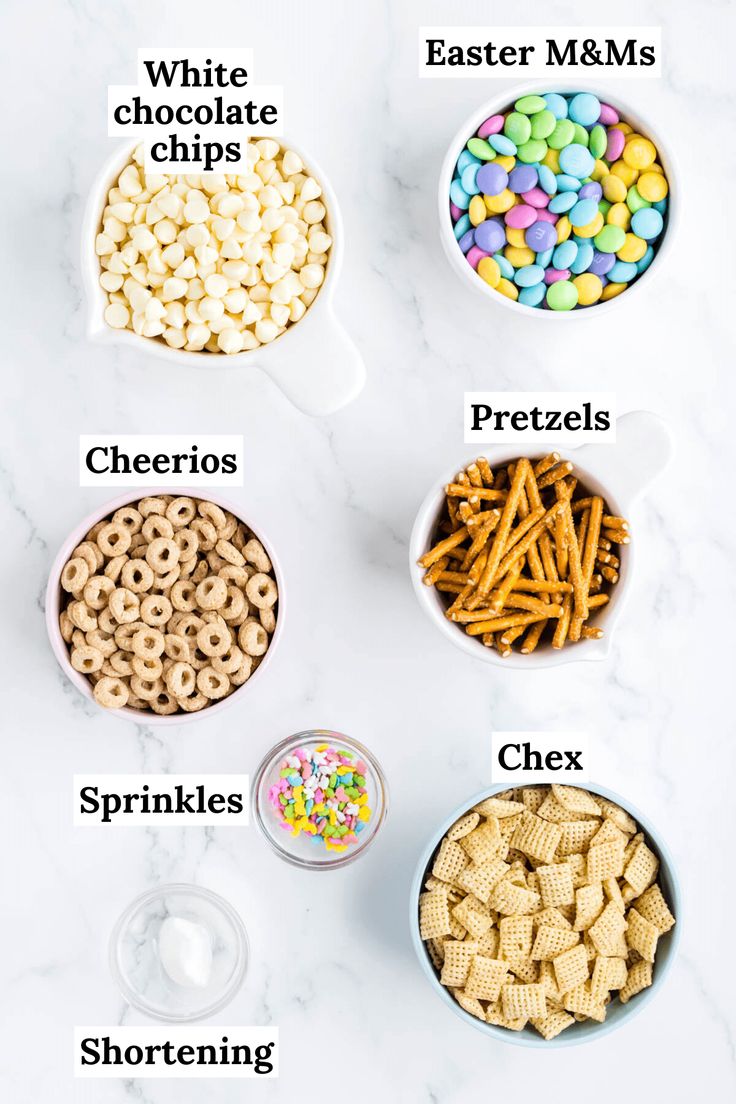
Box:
[409,411,672,669]
[439,82,678,318]
[82,140,365,416]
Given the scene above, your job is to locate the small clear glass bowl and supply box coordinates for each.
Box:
[252,730,388,870]
[110,884,248,1022]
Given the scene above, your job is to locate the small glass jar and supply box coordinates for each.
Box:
[110,884,248,1022]
[252,730,388,870]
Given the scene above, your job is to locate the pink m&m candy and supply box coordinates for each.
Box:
[606,127,626,161]
[521,187,549,209]
[477,114,504,138]
[598,103,619,125]
[505,204,537,230]
[466,245,489,269]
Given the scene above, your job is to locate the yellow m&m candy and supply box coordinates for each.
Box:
[638,171,669,202]
[617,233,648,263]
[572,273,603,305]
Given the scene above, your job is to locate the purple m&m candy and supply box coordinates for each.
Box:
[589,250,616,277]
[476,162,508,197]
[578,182,603,202]
[474,218,506,254]
[508,164,537,194]
[525,220,557,253]
[458,229,475,253]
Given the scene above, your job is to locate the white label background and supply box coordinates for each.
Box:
[419,26,661,77]
[74,774,249,826]
[74,1027,278,1078]
[491,731,590,784]
[464,392,616,445]
[79,434,243,487]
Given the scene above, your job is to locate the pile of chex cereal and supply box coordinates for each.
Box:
[419,784,675,1039]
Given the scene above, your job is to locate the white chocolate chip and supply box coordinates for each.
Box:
[104,303,130,328]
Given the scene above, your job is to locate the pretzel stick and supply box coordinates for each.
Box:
[525,466,561,602]
[587,593,610,609]
[552,593,573,648]
[603,528,630,545]
[581,625,604,639]
[445,484,507,501]
[476,459,530,597]
[569,495,603,641]
[603,516,628,530]
[503,505,546,558]
[492,500,566,587]
[418,525,469,568]
[423,556,449,586]
[489,557,524,612]
[512,578,572,593]
[466,609,562,635]
[461,517,494,572]
[476,457,493,485]
[520,619,547,654]
[502,592,556,615]
[500,623,528,647]
[534,453,560,478]
[537,462,574,489]
[561,499,587,620]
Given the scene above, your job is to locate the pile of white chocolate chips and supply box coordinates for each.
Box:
[96,140,332,353]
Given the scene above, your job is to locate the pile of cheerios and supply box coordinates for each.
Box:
[96,139,332,354]
[58,496,278,714]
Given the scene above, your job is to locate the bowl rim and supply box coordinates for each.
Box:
[82,136,344,364]
[438,80,679,318]
[408,446,632,670]
[45,486,284,726]
[109,882,249,1023]
[251,729,389,870]
[409,780,682,1048]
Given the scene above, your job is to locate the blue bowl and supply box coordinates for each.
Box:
[410,782,681,1047]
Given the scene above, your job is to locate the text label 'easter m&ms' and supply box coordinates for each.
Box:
[492,732,591,784]
[109,48,283,171]
[79,435,243,486]
[74,775,249,826]
[419,27,661,77]
[75,1027,278,1078]
[464,393,616,445]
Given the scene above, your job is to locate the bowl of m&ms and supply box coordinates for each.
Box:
[440,87,674,314]
[252,730,388,869]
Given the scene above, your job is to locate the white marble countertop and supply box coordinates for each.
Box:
[1,0,734,1100]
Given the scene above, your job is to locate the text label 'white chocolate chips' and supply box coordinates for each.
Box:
[96,140,332,354]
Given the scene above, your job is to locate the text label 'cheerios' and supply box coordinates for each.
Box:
[79,435,243,486]
[492,732,590,784]
[108,48,283,171]
[419,28,661,77]
[464,393,616,445]
[73,775,249,826]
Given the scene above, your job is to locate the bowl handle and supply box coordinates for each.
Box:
[260,308,365,417]
[575,410,673,505]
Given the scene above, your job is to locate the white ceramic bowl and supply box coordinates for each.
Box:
[410,781,681,1047]
[82,140,365,416]
[45,487,284,725]
[409,411,672,669]
[439,82,679,318]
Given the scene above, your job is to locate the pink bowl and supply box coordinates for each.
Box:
[45,487,285,726]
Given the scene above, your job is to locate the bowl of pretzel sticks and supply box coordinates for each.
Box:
[409,412,672,668]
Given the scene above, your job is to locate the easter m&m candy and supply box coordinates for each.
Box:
[448,92,669,309]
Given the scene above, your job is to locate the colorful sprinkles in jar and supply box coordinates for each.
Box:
[449,92,669,309]
[267,743,372,852]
